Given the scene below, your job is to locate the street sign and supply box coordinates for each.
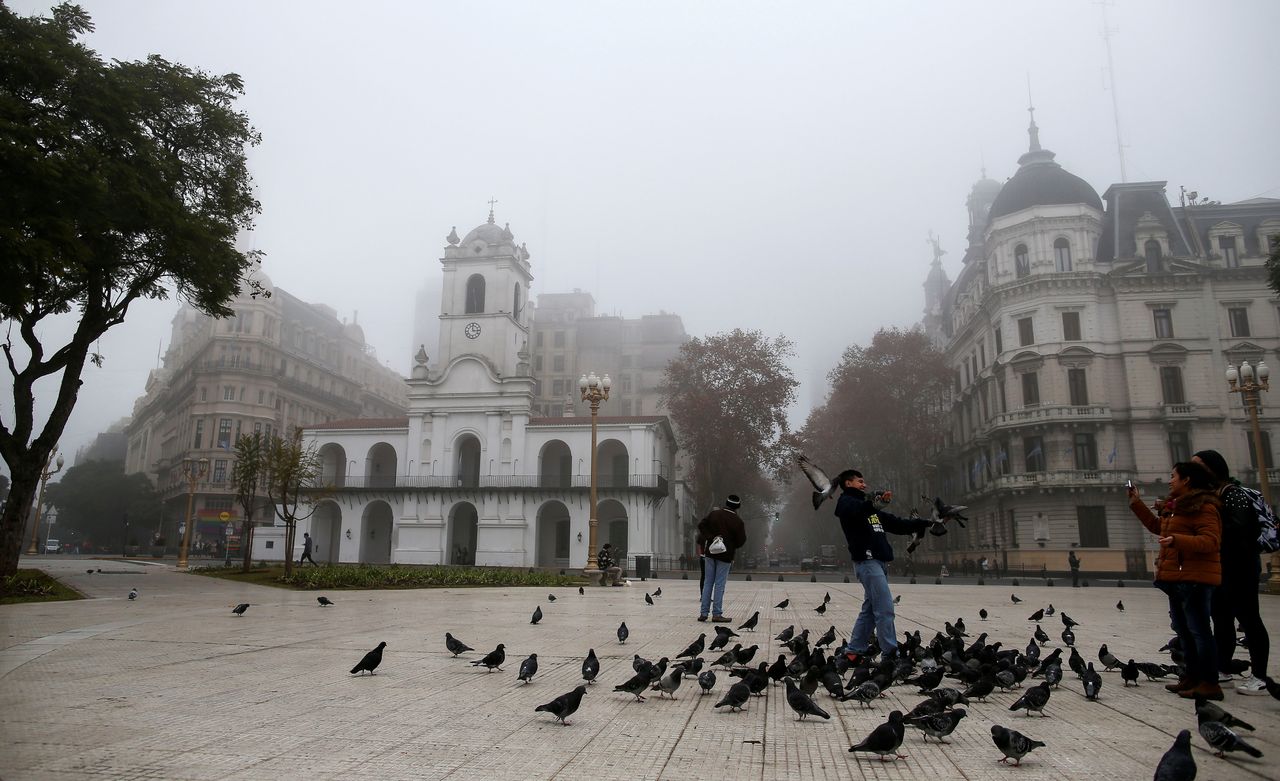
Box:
[225,524,233,537]
[219,512,231,522]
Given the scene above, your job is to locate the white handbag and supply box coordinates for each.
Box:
[708,536,727,555]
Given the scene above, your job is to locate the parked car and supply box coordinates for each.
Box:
[44,539,60,554]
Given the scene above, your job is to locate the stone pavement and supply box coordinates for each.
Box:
[1,557,1277,780]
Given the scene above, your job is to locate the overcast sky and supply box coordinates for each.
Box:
[6,0,1280,472]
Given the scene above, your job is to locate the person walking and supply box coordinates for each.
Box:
[832,469,938,663]
[299,532,318,566]
[1068,550,1081,587]
[1127,461,1224,700]
[696,494,747,622]
[1192,449,1272,695]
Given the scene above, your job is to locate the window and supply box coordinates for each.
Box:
[980,343,986,366]
[1017,317,1034,347]
[1073,433,1097,470]
[223,385,235,401]
[1061,311,1081,342]
[995,439,1011,476]
[217,418,232,449]
[212,459,227,483]
[1024,436,1045,472]
[1160,366,1185,404]
[1229,307,1251,337]
[258,389,265,405]
[997,379,1007,413]
[193,419,204,449]
[552,355,565,372]
[535,331,544,347]
[1068,368,1088,405]
[1168,430,1191,463]
[464,274,485,313]
[993,326,1003,354]
[199,387,207,402]
[551,379,565,397]
[621,399,632,415]
[622,355,634,367]
[1219,235,1239,267]
[621,375,633,392]
[553,331,565,348]
[1054,238,1072,272]
[1153,308,1174,339]
[1246,431,1274,470]
[1021,372,1040,407]
[1014,244,1029,278]
[513,283,521,318]
[1145,239,1163,272]
[1076,506,1109,547]
[534,356,543,371]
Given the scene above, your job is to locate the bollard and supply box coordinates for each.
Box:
[844,575,851,584]
[910,577,917,584]
[810,574,818,583]
[934,577,942,585]
[1046,579,1054,587]
[1117,580,1124,587]
[1082,580,1089,587]
[559,569,565,576]
[1011,579,1019,587]
[682,572,688,580]
[977,578,985,586]
[745,574,752,581]
[778,574,785,582]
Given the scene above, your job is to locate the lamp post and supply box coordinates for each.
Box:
[1226,359,1280,593]
[26,448,64,555]
[579,372,611,575]
[177,456,210,569]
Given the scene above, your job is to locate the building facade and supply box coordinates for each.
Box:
[282,213,686,571]
[927,114,1280,576]
[124,273,408,552]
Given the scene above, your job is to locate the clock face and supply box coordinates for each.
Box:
[464,322,481,340]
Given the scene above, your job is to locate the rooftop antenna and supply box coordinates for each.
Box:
[1098,0,1128,182]
[1025,75,1041,152]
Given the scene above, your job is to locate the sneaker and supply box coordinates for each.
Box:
[1236,675,1268,695]
[696,615,708,622]
[1217,672,1235,686]
[1178,682,1225,701]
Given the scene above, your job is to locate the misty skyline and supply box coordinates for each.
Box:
[6,0,1279,472]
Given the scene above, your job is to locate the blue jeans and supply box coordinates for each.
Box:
[700,558,732,617]
[846,559,897,656]
[1157,581,1216,684]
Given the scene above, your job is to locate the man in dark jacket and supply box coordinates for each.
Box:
[834,469,934,662]
[696,494,748,622]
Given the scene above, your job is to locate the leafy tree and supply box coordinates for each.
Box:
[231,433,266,573]
[261,430,323,577]
[659,329,797,542]
[0,4,262,576]
[43,460,160,549]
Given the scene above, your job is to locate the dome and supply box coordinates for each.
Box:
[988,152,1102,221]
[460,209,516,247]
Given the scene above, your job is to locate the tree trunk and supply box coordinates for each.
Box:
[0,459,43,577]
[240,514,254,574]
[282,521,296,578]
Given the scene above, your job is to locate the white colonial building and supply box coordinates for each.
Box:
[254,211,685,570]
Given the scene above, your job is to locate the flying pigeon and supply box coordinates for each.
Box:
[444,632,473,657]
[1027,608,1044,621]
[1197,709,1263,758]
[653,587,662,597]
[232,603,249,616]
[784,677,830,720]
[739,612,759,631]
[645,592,654,606]
[317,596,334,607]
[797,454,838,509]
[535,685,587,726]
[516,653,538,683]
[775,598,790,609]
[350,641,386,675]
[714,680,752,711]
[128,588,138,600]
[617,621,629,644]
[548,594,556,602]
[1116,599,1124,611]
[849,710,907,761]
[698,669,717,694]
[905,708,967,743]
[992,724,1045,766]
[1011,594,1022,604]
[471,644,506,672]
[581,649,599,684]
[1008,682,1052,716]
[1153,730,1196,781]
[979,608,988,621]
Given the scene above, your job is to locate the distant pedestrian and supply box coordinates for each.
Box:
[696,495,747,622]
[1068,550,1081,587]
[596,543,622,586]
[299,532,317,566]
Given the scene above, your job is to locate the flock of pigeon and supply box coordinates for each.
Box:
[338,585,1275,776]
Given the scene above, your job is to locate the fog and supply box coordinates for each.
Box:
[6,0,1279,467]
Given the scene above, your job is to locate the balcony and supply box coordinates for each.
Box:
[988,404,1111,432]
[309,474,669,495]
[1159,402,1197,418]
[980,469,1135,493]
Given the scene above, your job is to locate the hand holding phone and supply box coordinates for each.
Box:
[1125,479,1133,489]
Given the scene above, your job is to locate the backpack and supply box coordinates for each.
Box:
[1236,486,1280,553]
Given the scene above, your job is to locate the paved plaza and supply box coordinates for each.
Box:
[1,557,1277,780]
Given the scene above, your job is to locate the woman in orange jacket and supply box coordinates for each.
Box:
[1127,461,1223,700]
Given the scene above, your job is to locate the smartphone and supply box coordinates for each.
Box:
[1125,479,1133,489]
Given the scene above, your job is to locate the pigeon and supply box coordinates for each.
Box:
[784,677,831,720]
[932,496,969,523]
[963,675,996,703]
[547,593,556,602]
[1068,647,1086,678]
[1116,599,1124,611]
[529,605,543,625]
[734,644,759,666]
[470,644,506,672]
[775,598,790,609]
[1197,709,1263,758]
[739,611,759,631]
[675,657,704,677]
[1195,697,1256,732]
[651,667,683,699]
[995,669,1018,692]
[1061,627,1075,647]
[645,592,654,606]
[797,454,838,509]
[712,646,741,669]
[232,603,249,616]
[129,588,138,600]
[815,626,837,649]
[715,680,752,711]
[617,621,629,644]
[709,632,732,652]
[893,594,902,605]
[1011,594,1022,604]
[1045,604,1055,616]
[317,596,334,606]
[697,669,716,694]
[979,608,988,621]
[1082,663,1102,700]
[1153,729,1197,781]
[992,724,1045,766]
[824,591,832,604]
[814,601,827,615]
[849,710,907,761]
[1098,644,1121,671]
[1136,662,1172,681]
[517,653,539,683]
[677,634,706,659]
[614,671,654,701]
[1043,662,1064,689]
[653,587,662,597]
[905,708,967,743]
[1121,659,1139,686]
[578,586,584,595]
[581,649,599,684]
[1027,608,1044,622]
[1033,625,1050,645]
[841,680,881,708]
[775,625,795,643]
[1009,682,1052,716]
[1260,675,1280,701]
[534,685,587,725]
[350,641,386,675]
[445,632,473,657]
[1060,612,1080,629]
[86,569,94,574]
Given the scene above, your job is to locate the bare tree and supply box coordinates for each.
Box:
[261,430,323,577]
[231,433,265,573]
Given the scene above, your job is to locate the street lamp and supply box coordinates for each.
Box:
[177,456,210,569]
[579,372,611,578]
[26,448,64,555]
[1226,359,1280,593]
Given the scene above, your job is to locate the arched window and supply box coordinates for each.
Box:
[513,283,522,320]
[1144,240,1163,273]
[464,274,485,314]
[1014,244,1030,278]
[1054,238,1072,272]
